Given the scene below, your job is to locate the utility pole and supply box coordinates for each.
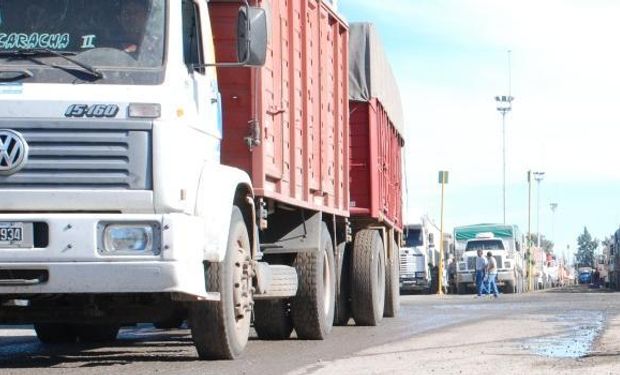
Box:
[527,170,533,291]
[494,50,513,225]
[533,172,545,248]
[437,171,449,295]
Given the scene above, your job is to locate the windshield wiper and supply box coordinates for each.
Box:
[0,48,104,80]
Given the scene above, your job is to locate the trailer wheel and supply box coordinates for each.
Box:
[291,223,336,339]
[74,324,120,343]
[254,300,293,340]
[351,229,386,326]
[383,238,400,318]
[190,206,252,360]
[34,323,78,344]
[334,242,351,326]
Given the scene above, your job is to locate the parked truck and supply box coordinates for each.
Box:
[0,0,404,360]
[609,229,620,290]
[399,219,439,293]
[455,224,525,294]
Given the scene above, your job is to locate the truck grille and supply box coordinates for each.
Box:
[400,252,417,275]
[0,124,151,190]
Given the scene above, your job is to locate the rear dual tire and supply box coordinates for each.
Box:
[254,300,293,340]
[383,238,400,318]
[291,224,336,339]
[351,229,386,326]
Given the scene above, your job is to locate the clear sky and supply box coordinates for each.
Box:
[339,0,620,261]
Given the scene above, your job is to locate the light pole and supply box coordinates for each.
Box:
[437,171,449,295]
[495,95,514,224]
[533,172,545,248]
[527,170,533,291]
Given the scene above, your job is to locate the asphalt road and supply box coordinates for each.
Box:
[1,286,619,374]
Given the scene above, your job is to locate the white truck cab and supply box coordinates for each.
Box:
[399,223,436,292]
[0,0,287,359]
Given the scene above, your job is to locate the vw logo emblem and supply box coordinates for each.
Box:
[0,129,29,176]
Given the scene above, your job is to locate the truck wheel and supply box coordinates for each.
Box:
[190,206,252,360]
[504,281,515,294]
[34,323,77,344]
[254,300,293,340]
[291,223,336,339]
[457,283,466,295]
[74,324,120,343]
[351,229,386,326]
[383,238,400,318]
[334,242,351,326]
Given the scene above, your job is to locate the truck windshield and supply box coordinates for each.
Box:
[465,239,505,251]
[404,229,423,247]
[0,0,165,70]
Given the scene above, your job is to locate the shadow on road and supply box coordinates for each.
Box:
[0,331,201,369]
[543,285,618,294]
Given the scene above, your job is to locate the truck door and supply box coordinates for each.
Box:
[183,0,221,158]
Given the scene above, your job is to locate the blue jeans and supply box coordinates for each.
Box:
[487,273,499,296]
[475,270,485,295]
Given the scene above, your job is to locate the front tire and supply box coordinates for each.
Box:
[190,206,252,360]
[504,281,515,294]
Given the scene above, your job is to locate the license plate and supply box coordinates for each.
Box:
[0,222,34,248]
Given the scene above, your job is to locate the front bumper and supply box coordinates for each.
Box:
[399,276,430,291]
[0,213,217,300]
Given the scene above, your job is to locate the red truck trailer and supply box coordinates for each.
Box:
[210,0,350,341]
[346,23,405,321]
[210,0,403,346]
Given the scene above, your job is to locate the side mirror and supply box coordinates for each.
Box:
[237,6,267,67]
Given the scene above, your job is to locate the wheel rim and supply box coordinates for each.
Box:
[322,248,332,317]
[232,236,252,335]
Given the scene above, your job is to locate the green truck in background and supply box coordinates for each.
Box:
[454,224,526,294]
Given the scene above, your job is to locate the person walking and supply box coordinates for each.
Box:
[486,251,499,298]
[475,249,487,296]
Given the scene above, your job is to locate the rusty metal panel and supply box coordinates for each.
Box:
[210,0,349,216]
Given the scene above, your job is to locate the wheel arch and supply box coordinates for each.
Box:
[195,164,255,262]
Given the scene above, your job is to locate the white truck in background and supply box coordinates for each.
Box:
[399,219,439,293]
[455,224,526,294]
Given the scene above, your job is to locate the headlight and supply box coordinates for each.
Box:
[415,272,426,278]
[102,224,158,254]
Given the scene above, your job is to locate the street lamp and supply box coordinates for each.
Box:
[533,171,545,248]
[495,95,514,224]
